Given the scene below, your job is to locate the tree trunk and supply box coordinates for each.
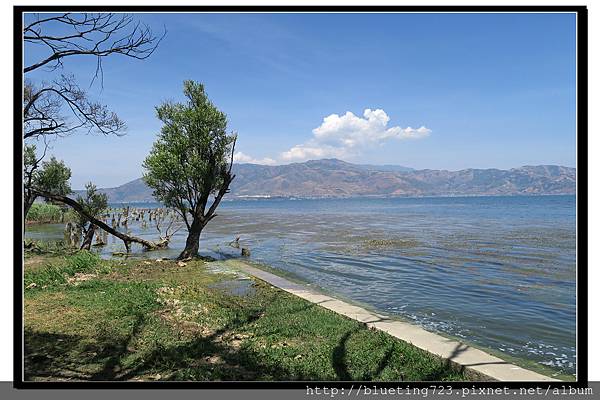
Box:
[177,219,204,260]
[24,195,36,223]
[80,224,96,251]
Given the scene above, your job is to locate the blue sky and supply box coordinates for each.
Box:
[24,12,577,189]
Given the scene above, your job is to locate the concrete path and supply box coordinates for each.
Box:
[224,259,558,382]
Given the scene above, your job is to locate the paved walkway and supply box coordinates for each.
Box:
[224,259,558,382]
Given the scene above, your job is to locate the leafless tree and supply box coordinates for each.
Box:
[24,75,125,139]
[23,13,165,140]
[24,13,165,79]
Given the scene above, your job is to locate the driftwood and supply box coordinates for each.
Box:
[32,189,167,252]
[229,236,241,248]
[64,221,79,247]
[80,224,96,250]
[154,213,182,247]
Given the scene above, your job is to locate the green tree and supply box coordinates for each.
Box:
[23,144,40,217]
[24,145,72,218]
[75,182,108,250]
[143,81,237,260]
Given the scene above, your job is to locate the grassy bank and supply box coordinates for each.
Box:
[235,260,573,382]
[24,251,467,382]
[26,203,77,225]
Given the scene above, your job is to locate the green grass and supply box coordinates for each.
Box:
[24,251,107,288]
[25,239,72,255]
[26,203,77,224]
[24,255,467,382]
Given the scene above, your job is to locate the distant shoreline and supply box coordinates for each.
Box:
[98,192,576,207]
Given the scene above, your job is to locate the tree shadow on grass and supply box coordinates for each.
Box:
[24,314,147,381]
[25,307,464,382]
[330,328,465,382]
[25,330,92,381]
[331,330,354,380]
[24,309,299,381]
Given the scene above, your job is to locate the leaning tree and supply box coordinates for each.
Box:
[143,80,237,260]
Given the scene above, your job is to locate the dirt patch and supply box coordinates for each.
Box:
[108,259,218,285]
[215,332,253,350]
[24,255,60,272]
[154,286,211,337]
[67,273,98,286]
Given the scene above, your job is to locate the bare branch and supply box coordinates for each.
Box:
[24,13,166,76]
[23,75,126,139]
[153,210,183,246]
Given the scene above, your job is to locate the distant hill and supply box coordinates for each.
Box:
[354,163,414,173]
[83,159,576,203]
[88,177,152,203]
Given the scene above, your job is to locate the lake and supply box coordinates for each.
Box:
[26,195,577,377]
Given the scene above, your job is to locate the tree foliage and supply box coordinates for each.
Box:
[75,182,108,228]
[74,182,108,250]
[24,143,72,217]
[35,156,73,198]
[143,80,237,259]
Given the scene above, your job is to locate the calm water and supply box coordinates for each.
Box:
[27,195,577,376]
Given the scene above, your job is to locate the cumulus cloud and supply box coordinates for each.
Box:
[280,109,430,162]
[236,108,430,164]
[233,151,277,165]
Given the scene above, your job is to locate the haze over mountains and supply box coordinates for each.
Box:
[92,159,576,203]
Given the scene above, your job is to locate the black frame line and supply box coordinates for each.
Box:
[13,4,588,390]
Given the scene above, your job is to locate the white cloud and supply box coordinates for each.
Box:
[236,108,431,164]
[280,144,349,162]
[398,126,432,139]
[281,108,431,162]
[233,151,277,165]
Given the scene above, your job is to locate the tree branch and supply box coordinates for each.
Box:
[32,189,167,251]
[24,13,166,76]
[23,76,126,139]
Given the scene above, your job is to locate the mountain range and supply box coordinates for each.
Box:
[88,159,576,203]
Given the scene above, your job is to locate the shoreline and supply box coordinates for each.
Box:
[22,241,574,381]
[23,199,577,380]
[222,258,564,382]
[23,226,577,380]
[100,193,576,206]
[228,258,575,381]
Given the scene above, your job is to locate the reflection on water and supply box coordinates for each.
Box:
[26,195,576,376]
